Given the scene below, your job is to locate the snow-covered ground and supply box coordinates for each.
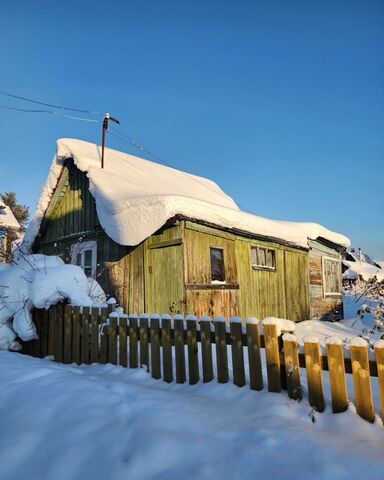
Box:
[0,351,383,480]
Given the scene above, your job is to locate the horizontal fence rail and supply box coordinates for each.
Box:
[24,304,384,426]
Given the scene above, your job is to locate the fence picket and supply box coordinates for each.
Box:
[264,323,281,393]
[71,306,81,364]
[139,315,149,369]
[350,340,374,423]
[326,341,348,413]
[99,308,108,364]
[119,316,128,367]
[161,315,173,383]
[304,339,325,412]
[63,305,73,364]
[283,335,301,401]
[129,314,139,368]
[54,304,64,363]
[230,318,245,387]
[108,316,118,365]
[187,316,199,385]
[81,306,90,364]
[214,319,228,383]
[375,343,384,424]
[90,307,99,364]
[246,319,263,391]
[174,316,186,384]
[150,315,161,379]
[39,310,49,358]
[200,317,213,383]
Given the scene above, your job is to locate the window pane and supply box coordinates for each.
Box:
[257,248,266,266]
[76,253,81,266]
[84,250,93,267]
[210,248,225,282]
[251,247,257,266]
[266,249,275,268]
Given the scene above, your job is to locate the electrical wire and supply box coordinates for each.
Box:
[0,104,100,123]
[0,89,99,114]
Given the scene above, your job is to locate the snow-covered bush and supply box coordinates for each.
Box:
[0,254,106,351]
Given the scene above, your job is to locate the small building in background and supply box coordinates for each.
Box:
[22,139,350,321]
[0,201,20,262]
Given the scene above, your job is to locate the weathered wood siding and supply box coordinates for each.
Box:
[308,239,343,321]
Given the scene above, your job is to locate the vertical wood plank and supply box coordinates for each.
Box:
[108,315,118,365]
[230,317,245,387]
[283,335,302,401]
[200,317,213,383]
[350,340,374,423]
[90,307,99,364]
[246,319,263,391]
[81,306,90,364]
[48,306,56,357]
[150,315,161,379]
[264,323,281,393]
[129,314,139,368]
[186,316,199,385]
[214,318,228,383]
[174,315,186,384]
[139,314,149,369]
[55,304,64,363]
[99,308,108,364]
[39,310,49,358]
[161,315,173,383]
[375,343,384,424]
[71,306,81,364]
[304,339,325,412]
[326,340,348,413]
[119,316,128,367]
[63,305,73,364]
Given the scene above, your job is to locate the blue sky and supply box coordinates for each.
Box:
[0,0,383,257]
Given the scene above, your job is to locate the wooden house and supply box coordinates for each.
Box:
[23,139,349,321]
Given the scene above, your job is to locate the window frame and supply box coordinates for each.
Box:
[210,246,226,283]
[322,256,342,297]
[251,246,276,272]
[70,240,97,278]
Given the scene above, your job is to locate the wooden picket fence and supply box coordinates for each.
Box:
[23,304,384,426]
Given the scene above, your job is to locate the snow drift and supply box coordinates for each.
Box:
[21,138,350,252]
[0,254,104,350]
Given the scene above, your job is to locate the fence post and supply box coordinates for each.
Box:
[161,315,173,383]
[263,321,281,392]
[350,338,375,423]
[246,318,263,391]
[71,306,81,364]
[150,315,161,379]
[99,307,108,364]
[326,338,348,413]
[186,315,199,385]
[214,318,228,383]
[90,307,99,364]
[230,317,245,387]
[375,341,384,424]
[129,314,139,368]
[283,333,301,401]
[54,304,64,363]
[200,316,213,383]
[174,315,186,384]
[139,314,149,370]
[81,306,90,364]
[304,337,325,412]
[119,315,128,367]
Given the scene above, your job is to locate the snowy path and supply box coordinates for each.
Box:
[0,352,384,480]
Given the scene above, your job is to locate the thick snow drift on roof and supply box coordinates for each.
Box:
[0,202,20,229]
[22,139,350,250]
[343,260,384,282]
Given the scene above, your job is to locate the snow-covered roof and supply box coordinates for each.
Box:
[0,202,20,229]
[23,138,350,250]
[343,260,384,282]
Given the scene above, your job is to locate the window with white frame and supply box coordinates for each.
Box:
[251,247,276,271]
[322,257,342,296]
[71,241,97,278]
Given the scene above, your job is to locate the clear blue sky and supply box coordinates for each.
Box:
[0,0,383,257]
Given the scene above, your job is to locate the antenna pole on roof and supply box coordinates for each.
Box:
[101,113,120,169]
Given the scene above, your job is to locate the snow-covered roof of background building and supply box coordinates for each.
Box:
[22,138,350,250]
[0,202,20,229]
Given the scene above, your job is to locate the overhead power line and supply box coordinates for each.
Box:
[0,89,99,114]
[0,104,100,123]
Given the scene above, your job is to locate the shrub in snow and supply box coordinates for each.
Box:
[0,254,106,350]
